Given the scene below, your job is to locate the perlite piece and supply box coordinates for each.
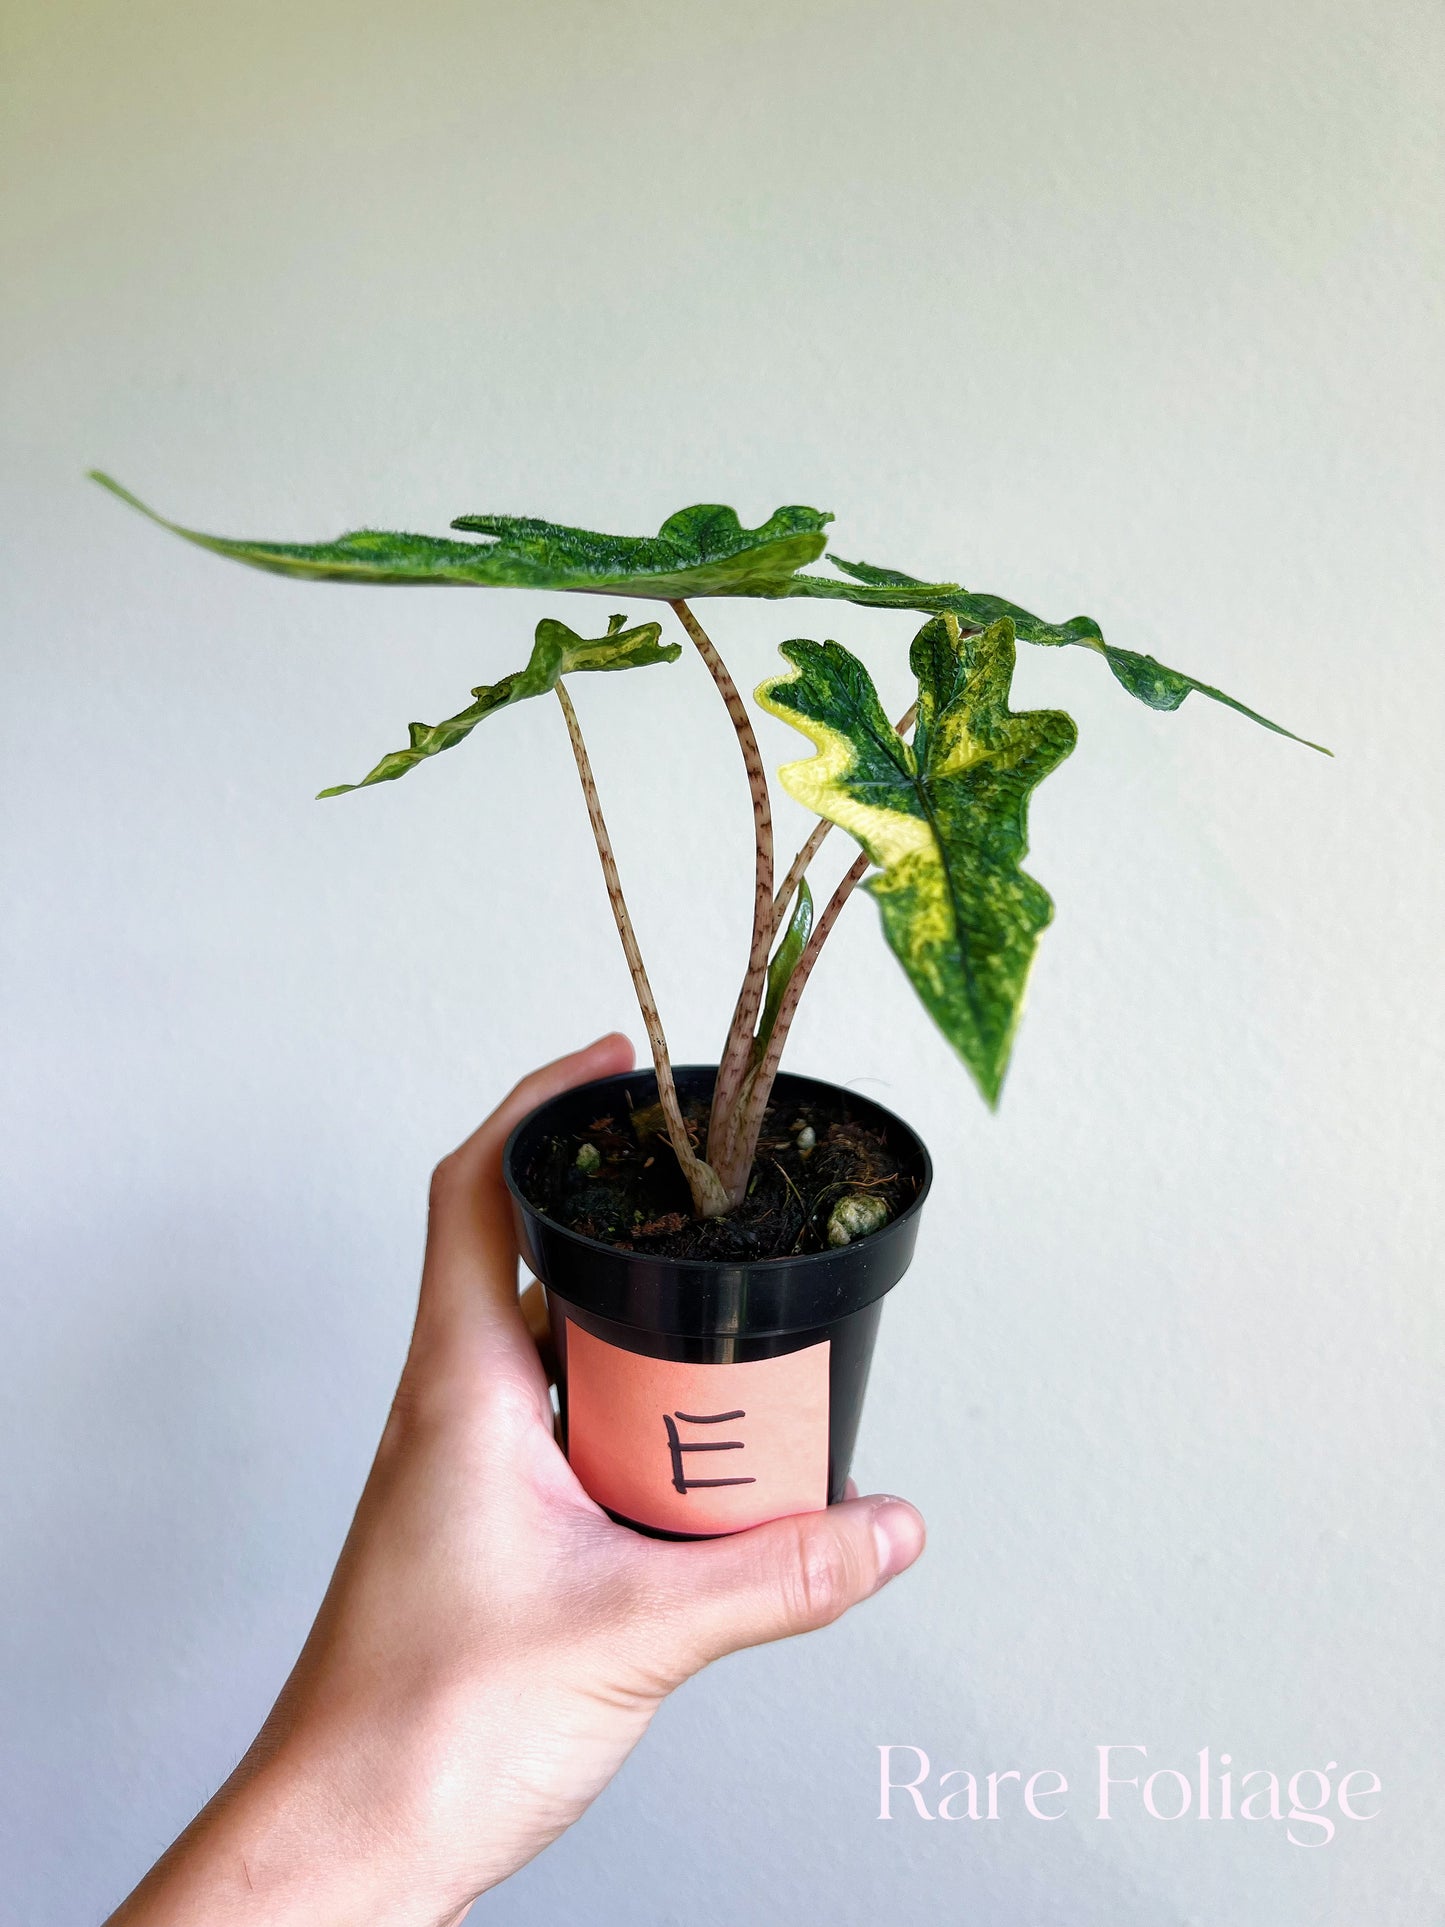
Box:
[575,1142,601,1173]
[826,1193,890,1247]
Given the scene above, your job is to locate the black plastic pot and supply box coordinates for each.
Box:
[503,1066,931,1538]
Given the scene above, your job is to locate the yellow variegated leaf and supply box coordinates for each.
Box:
[756,615,1076,1103]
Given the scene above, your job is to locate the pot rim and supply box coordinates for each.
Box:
[502,1063,933,1277]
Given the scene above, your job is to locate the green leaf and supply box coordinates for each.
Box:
[751,879,814,1068]
[784,554,1328,752]
[756,615,1077,1104]
[1097,644,1331,751]
[783,554,1104,646]
[91,470,1325,752]
[448,502,833,597]
[318,614,679,796]
[90,471,831,598]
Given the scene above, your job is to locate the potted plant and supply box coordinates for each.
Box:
[91,472,1325,1537]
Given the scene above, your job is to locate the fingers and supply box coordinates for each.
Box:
[411,1032,635,1363]
[650,1496,925,1676]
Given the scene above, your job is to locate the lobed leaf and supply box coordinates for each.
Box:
[783,555,1328,752]
[448,502,833,597]
[318,614,678,796]
[756,614,1077,1104]
[783,555,1097,646]
[91,469,1325,749]
[90,471,831,598]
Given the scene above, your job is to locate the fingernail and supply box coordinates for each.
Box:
[871,1498,925,1587]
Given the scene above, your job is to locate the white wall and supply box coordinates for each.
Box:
[3,2,1441,1921]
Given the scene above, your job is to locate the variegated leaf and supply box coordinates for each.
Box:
[319,614,678,796]
[92,469,1324,749]
[90,471,830,598]
[756,614,1077,1103]
[783,555,1328,752]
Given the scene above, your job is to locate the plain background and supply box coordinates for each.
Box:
[3,2,1442,1921]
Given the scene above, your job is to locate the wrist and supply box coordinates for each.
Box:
[109,1735,473,1927]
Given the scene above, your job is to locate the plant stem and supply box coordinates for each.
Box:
[768,702,917,942]
[770,817,833,939]
[554,680,729,1220]
[710,848,872,1205]
[667,598,775,1165]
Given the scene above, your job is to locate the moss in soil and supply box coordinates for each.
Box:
[520,1089,919,1260]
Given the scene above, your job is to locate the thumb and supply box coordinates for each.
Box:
[657,1497,925,1672]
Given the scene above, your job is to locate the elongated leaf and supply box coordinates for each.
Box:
[783,554,1328,752]
[90,471,830,598]
[319,614,678,796]
[1095,643,1328,749]
[785,555,1099,647]
[751,879,814,1067]
[757,615,1076,1104]
[92,469,1325,750]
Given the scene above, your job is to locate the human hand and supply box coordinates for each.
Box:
[109,1034,925,1927]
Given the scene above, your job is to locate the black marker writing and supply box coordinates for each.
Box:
[663,1409,757,1494]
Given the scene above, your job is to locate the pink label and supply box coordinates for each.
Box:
[563,1319,831,1535]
